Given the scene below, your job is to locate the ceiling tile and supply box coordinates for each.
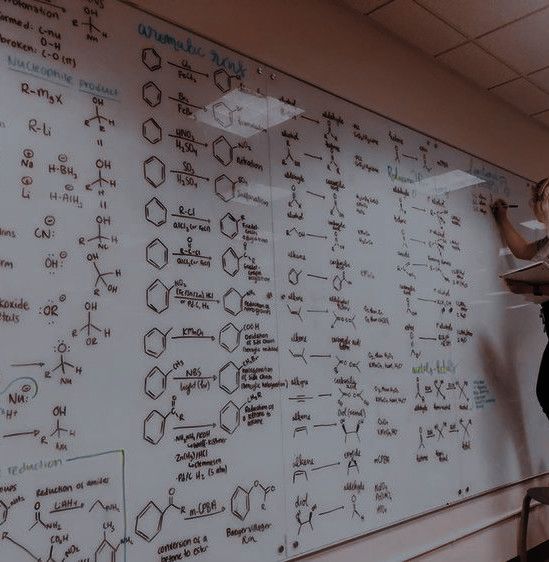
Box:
[363,0,395,13]
[491,78,549,115]
[477,9,549,74]
[416,0,549,38]
[369,0,466,55]
[529,67,549,92]
[437,43,518,88]
[535,110,549,126]
[340,0,391,14]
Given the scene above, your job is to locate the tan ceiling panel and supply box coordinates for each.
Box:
[417,0,549,38]
[529,67,549,92]
[437,43,518,89]
[535,110,549,126]
[478,9,549,74]
[491,78,549,115]
[369,0,466,55]
[340,0,391,14]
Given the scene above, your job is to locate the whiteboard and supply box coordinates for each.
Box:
[0,1,547,560]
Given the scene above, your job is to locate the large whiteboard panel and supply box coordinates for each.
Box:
[0,1,546,561]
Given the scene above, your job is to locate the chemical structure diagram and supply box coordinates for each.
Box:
[135,488,184,542]
[90,257,122,296]
[142,393,247,443]
[143,81,162,108]
[146,279,172,315]
[213,67,240,93]
[223,288,251,316]
[2,499,125,561]
[230,481,275,521]
[78,215,118,251]
[85,158,117,192]
[72,5,109,42]
[71,301,111,345]
[331,312,356,330]
[84,97,115,132]
[330,224,345,252]
[330,192,344,218]
[142,396,185,445]
[296,497,317,535]
[288,268,302,286]
[334,356,361,375]
[281,134,300,167]
[414,378,470,409]
[416,418,473,454]
[212,100,241,129]
[28,501,61,531]
[287,185,303,220]
[350,495,365,521]
[135,488,225,543]
[143,327,172,359]
[332,268,351,292]
[212,135,251,166]
[289,347,307,364]
[339,418,364,443]
[286,303,303,322]
[93,532,124,562]
[325,141,341,175]
[220,212,244,240]
[347,450,361,475]
[215,174,247,202]
[222,244,253,277]
[44,340,83,380]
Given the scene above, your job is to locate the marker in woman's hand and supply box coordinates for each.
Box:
[502,204,518,208]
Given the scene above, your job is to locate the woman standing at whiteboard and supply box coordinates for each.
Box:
[492,177,549,420]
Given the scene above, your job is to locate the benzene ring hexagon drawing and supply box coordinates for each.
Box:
[219,322,241,352]
[220,401,240,434]
[146,238,169,270]
[135,501,163,542]
[220,212,239,239]
[231,486,250,521]
[143,81,162,107]
[144,156,166,188]
[222,247,240,277]
[145,366,167,400]
[143,118,162,144]
[145,197,167,227]
[147,279,170,314]
[143,410,166,445]
[144,327,168,358]
[214,68,232,93]
[142,47,162,71]
[213,136,233,166]
[219,361,240,394]
[223,288,243,316]
[213,101,233,128]
[95,537,117,562]
[288,268,301,285]
[215,174,235,202]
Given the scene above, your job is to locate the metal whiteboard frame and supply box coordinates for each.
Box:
[116,0,544,558]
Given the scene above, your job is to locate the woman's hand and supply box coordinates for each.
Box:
[505,280,535,294]
[491,199,509,224]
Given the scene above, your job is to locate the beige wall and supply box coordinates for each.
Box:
[128,0,549,559]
